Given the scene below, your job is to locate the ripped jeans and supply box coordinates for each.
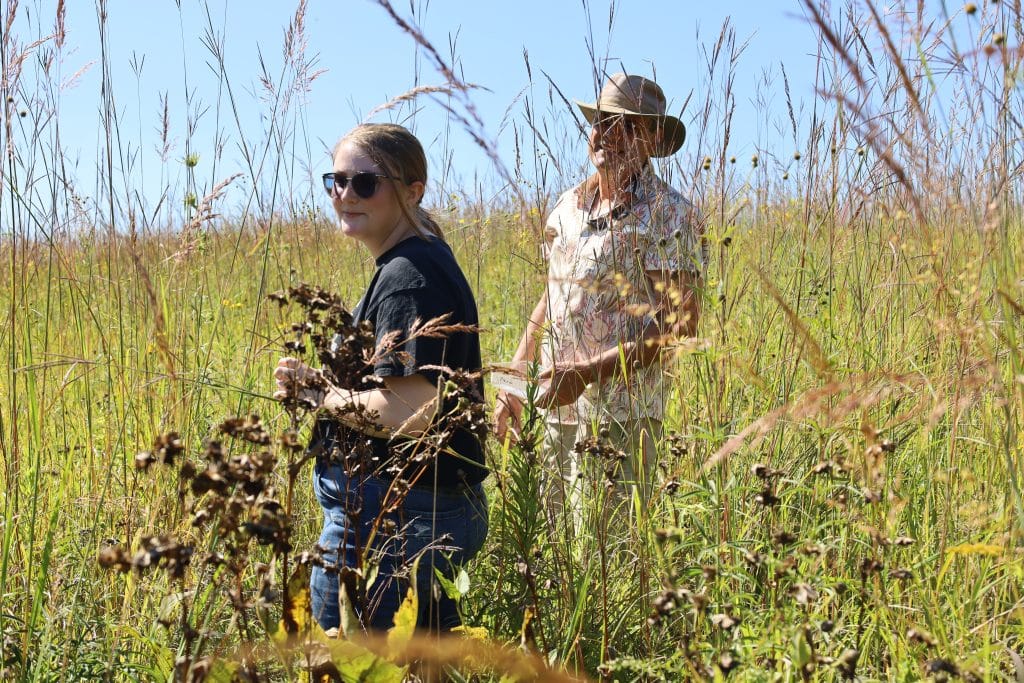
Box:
[310,461,488,632]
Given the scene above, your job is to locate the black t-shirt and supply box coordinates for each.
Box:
[318,236,487,487]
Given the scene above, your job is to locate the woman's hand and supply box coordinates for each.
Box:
[273,357,328,410]
[493,391,524,445]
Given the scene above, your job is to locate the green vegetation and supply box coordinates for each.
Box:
[1,0,1023,680]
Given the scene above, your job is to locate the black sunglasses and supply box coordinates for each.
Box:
[321,171,393,199]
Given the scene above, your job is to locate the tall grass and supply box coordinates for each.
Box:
[1,0,1023,680]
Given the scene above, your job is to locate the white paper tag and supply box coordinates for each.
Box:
[490,371,528,400]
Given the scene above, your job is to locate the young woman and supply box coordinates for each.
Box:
[273,123,488,632]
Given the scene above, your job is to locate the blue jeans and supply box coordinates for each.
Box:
[310,461,488,632]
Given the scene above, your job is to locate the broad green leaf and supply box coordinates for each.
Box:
[157,591,186,625]
[454,568,470,596]
[791,630,813,668]
[434,568,461,600]
[387,586,417,652]
[324,639,407,683]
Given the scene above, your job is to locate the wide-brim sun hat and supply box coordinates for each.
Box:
[575,72,686,157]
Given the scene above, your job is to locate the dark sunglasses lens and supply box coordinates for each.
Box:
[350,173,379,198]
[323,173,381,198]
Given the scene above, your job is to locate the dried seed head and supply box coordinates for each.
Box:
[772,529,798,546]
[965,2,977,13]
[925,659,959,677]
[837,648,860,677]
[889,568,914,581]
[860,558,884,577]
[711,612,739,630]
[811,461,833,475]
[135,451,157,470]
[907,627,937,646]
[718,652,739,673]
[790,582,818,605]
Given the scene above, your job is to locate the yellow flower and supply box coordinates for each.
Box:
[947,543,1002,556]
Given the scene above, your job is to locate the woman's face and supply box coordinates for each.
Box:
[330,139,423,257]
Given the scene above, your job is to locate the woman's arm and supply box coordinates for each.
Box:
[274,357,438,436]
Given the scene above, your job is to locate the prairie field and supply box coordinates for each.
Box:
[1,1,1024,681]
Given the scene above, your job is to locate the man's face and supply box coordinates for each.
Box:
[588,114,658,176]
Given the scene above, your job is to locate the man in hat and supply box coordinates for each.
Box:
[495,72,705,524]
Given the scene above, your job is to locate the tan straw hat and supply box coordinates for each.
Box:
[575,73,686,157]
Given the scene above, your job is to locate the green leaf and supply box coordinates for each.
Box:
[792,629,813,668]
[387,587,417,653]
[434,568,461,601]
[338,572,362,639]
[434,566,470,601]
[454,568,470,596]
[324,639,407,683]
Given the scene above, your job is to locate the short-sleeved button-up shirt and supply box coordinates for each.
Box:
[541,165,705,424]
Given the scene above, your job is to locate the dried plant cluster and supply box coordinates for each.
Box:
[85,283,502,681]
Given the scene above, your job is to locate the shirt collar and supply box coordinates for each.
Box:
[574,164,656,230]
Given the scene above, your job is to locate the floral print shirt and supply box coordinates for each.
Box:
[541,165,705,424]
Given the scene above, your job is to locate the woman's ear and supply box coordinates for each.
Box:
[405,180,426,206]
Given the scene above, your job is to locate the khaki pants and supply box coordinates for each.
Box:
[541,417,663,536]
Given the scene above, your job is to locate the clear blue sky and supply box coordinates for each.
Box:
[5,0,968,227]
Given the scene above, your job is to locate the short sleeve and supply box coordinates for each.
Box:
[541,221,558,261]
[642,199,706,275]
[367,289,447,385]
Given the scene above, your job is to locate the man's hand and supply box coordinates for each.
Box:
[493,391,524,445]
[535,363,592,408]
[273,357,327,409]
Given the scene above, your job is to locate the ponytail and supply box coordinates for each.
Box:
[415,205,445,241]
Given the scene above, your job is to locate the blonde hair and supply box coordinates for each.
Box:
[335,123,445,241]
